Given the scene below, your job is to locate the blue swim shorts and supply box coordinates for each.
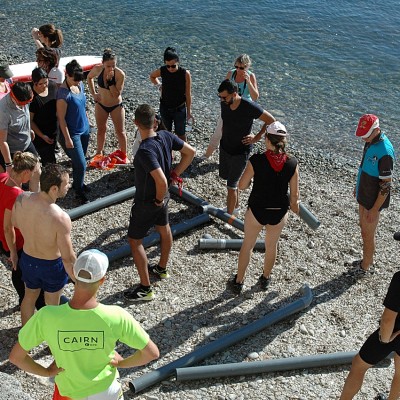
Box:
[20,251,68,293]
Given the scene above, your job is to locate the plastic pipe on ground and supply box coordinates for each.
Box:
[170,186,320,231]
[198,238,265,250]
[105,213,210,263]
[299,203,320,230]
[175,351,391,381]
[129,284,313,394]
[67,187,136,220]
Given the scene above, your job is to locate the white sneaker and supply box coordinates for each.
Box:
[222,207,240,216]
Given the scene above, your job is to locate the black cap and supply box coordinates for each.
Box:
[0,64,13,79]
[394,232,400,241]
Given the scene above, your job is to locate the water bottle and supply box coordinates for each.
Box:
[185,117,193,134]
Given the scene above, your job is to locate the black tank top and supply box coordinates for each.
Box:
[160,65,186,108]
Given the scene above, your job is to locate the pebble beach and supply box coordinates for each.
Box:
[0,12,400,399]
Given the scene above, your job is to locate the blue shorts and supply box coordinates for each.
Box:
[20,251,68,293]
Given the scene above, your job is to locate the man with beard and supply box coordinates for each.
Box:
[217,79,275,215]
[11,164,76,325]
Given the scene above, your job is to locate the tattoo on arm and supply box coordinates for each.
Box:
[379,181,391,196]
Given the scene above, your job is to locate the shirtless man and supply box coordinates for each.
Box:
[12,164,75,325]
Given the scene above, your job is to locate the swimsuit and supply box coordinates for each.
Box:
[96,69,122,113]
[97,102,123,113]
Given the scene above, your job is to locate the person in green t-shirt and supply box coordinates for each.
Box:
[9,249,159,400]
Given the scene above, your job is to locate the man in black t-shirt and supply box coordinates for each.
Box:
[340,270,400,399]
[217,79,275,215]
[124,104,195,302]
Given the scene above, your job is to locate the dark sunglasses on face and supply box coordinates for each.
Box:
[166,64,177,69]
[218,94,229,101]
[234,65,245,70]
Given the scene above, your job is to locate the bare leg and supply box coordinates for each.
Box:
[95,103,109,155]
[388,353,400,400]
[236,209,263,283]
[359,205,380,269]
[340,354,371,399]
[44,289,63,306]
[128,238,150,286]
[263,213,288,278]
[155,224,172,268]
[227,187,238,215]
[21,287,41,326]
[110,105,127,155]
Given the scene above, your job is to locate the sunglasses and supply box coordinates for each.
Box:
[218,94,230,101]
[234,65,246,70]
[166,64,178,69]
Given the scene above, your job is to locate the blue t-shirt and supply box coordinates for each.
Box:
[57,82,89,135]
[134,130,184,202]
[356,133,395,210]
[220,98,263,155]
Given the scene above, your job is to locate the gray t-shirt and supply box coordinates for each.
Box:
[0,95,31,153]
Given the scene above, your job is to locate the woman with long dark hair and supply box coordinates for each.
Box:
[150,47,192,142]
[229,121,300,294]
[57,60,90,204]
[30,67,58,165]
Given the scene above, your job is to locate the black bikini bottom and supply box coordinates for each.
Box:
[97,102,123,113]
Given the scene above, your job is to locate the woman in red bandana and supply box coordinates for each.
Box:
[229,121,300,293]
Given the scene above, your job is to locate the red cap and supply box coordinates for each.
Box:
[355,114,379,138]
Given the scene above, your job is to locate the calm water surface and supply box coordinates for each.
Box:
[1,0,399,161]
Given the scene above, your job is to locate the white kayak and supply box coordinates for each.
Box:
[10,55,102,82]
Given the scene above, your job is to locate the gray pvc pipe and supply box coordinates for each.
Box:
[174,351,364,381]
[129,284,313,394]
[198,238,265,250]
[299,203,320,230]
[105,213,210,263]
[67,187,136,220]
[170,186,320,231]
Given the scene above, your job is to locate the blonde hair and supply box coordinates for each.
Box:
[12,151,39,173]
[235,54,252,68]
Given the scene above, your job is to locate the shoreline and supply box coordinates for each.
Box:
[1,54,400,399]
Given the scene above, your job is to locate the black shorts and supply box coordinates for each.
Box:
[250,206,288,226]
[128,200,169,239]
[219,147,248,189]
[359,328,400,365]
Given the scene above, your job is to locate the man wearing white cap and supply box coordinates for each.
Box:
[351,114,395,275]
[9,249,159,400]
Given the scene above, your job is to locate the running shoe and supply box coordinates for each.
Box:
[222,207,240,216]
[227,274,244,294]
[148,264,170,279]
[123,285,154,301]
[347,259,375,277]
[374,393,387,400]
[258,274,271,290]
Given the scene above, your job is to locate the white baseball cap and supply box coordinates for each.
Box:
[74,249,109,283]
[267,121,287,136]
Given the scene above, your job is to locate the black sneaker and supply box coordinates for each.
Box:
[374,393,387,400]
[148,264,170,279]
[228,274,244,294]
[258,274,271,290]
[123,285,154,301]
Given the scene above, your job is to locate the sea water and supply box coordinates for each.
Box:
[0,0,398,161]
